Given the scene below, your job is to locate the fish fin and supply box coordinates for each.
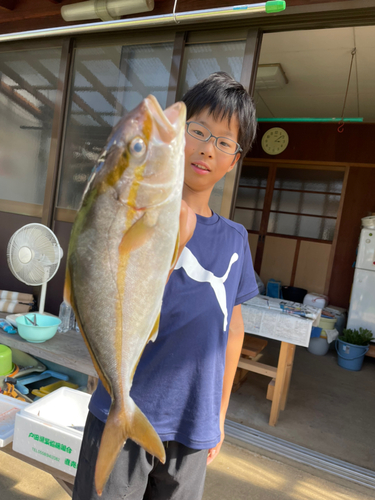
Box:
[119,213,155,256]
[95,402,165,496]
[170,231,180,269]
[130,313,161,381]
[148,313,160,343]
[127,403,165,462]
[74,310,112,396]
[63,266,72,306]
[95,404,126,496]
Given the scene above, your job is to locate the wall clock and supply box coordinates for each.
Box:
[261,127,289,155]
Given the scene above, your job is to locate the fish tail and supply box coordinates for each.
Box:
[95,401,166,496]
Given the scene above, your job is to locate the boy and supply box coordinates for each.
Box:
[73,71,258,500]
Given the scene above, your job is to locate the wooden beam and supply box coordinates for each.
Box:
[24,45,110,128]
[254,165,276,275]
[237,358,277,378]
[280,344,296,411]
[0,80,42,119]
[75,59,126,117]
[0,61,55,112]
[269,341,290,426]
[324,165,350,295]
[0,0,16,11]
[290,239,301,287]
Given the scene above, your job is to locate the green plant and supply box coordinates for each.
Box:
[339,327,374,346]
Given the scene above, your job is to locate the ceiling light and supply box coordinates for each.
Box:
[256,64,288,91]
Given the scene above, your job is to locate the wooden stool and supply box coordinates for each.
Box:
[232,335,268,392]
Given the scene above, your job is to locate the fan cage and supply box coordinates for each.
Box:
[7,223,63,286]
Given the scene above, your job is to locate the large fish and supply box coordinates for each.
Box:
[64,95,186,495]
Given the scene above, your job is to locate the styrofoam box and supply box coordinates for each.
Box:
[0,394,29,447]
[13,387,90,476]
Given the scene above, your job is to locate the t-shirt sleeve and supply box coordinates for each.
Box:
[234,228,259,305]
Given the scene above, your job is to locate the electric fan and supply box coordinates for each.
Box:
[7,223,64,315]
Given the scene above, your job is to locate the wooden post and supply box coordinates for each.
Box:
[280,344,296,411]
[269,341,290,426]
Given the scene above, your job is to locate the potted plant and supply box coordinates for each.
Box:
[336,327,374,371]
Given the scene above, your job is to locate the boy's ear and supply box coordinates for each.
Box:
[228,152,241,170]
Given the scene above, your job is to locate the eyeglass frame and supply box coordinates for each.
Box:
[185,121,243,156]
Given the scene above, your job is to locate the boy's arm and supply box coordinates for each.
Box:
[167,200,196,281]
[207,304,245,464]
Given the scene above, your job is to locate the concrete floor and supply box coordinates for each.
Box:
[1,339,374,499]
[1,441,374,500]
[228,339,375,471]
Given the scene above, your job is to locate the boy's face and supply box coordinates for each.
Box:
[184,108,241,195]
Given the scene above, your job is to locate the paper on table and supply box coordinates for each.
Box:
[249,295,321,323]
[241,296,321,347]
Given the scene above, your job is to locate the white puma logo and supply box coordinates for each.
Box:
[175,247,239,330]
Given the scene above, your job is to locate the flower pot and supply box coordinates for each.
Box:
[335,339,369,371]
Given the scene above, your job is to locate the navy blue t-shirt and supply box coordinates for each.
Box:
[89,212,258,449]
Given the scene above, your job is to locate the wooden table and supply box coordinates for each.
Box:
[0,312,98,496]
[240,298,318,427]
[238,339,296,426]
[0,313,96,378]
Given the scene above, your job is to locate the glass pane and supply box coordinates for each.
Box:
[179,41,246,98]
[271,190,340,217]
[0,48,62,205]
[268,212,335,241]
[236,187,265,210]
[58,42,173,210]
[239,165,269,188]
[274,168,344,193]
[234,208,261,231]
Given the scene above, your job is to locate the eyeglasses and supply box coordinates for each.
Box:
[186,121,242,156]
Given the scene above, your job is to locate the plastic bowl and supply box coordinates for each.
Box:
[16,314,61,344]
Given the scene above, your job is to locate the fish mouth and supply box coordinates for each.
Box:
[145,95,186,142]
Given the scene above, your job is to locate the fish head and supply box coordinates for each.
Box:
[88,95,186,210]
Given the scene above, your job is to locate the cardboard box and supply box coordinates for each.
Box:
[12,387,90,476]
[0,394,29,447]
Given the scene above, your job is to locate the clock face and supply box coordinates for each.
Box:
[261,127,289,155]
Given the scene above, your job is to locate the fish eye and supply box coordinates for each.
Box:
[129,137,146,158]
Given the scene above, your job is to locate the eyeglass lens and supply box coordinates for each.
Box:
[187,122,239,154]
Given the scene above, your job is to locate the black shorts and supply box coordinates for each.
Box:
[72,412,208,500]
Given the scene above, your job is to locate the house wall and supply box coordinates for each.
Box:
[247,122,375,308]
[249,122,375,164]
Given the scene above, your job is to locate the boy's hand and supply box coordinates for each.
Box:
[207,429,224,465]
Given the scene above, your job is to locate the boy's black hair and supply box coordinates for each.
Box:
[181,72,257,158]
